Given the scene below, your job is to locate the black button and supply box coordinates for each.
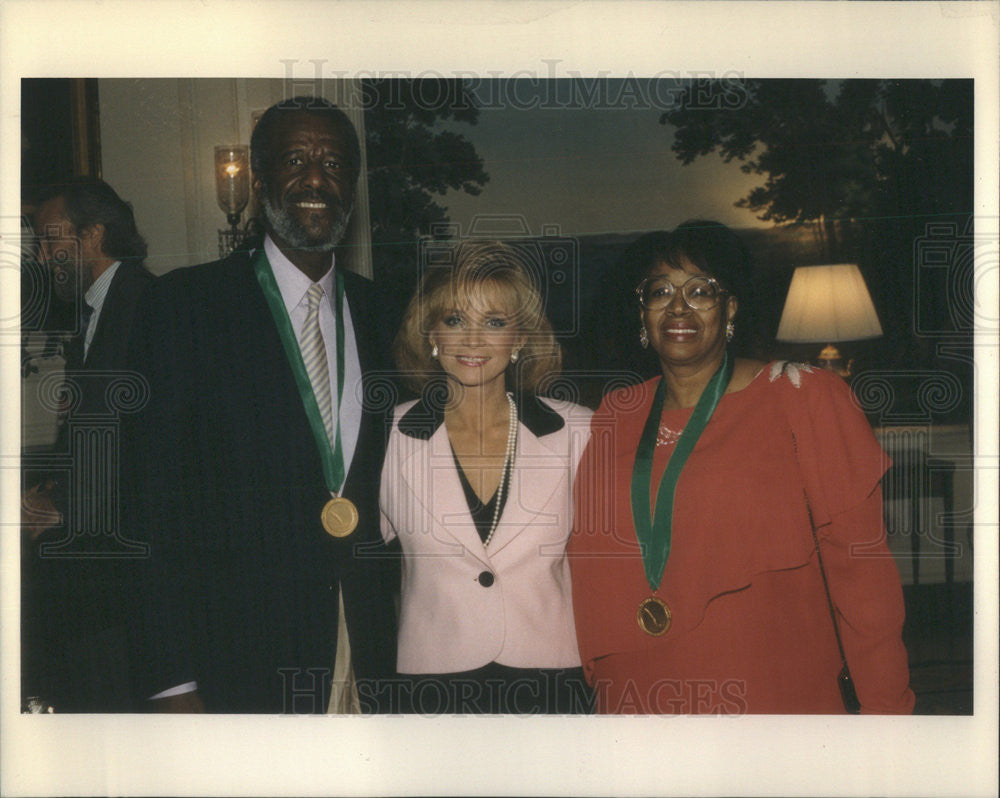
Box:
[478,571,495,587]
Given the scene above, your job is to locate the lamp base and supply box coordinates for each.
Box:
[218,227,240,259]
[217,217,262,259]
[816,343,853,378]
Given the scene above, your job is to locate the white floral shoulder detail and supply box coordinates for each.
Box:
[768,360,814,388]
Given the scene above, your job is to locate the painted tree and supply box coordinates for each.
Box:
[661,78,973,372]
[662,79,971,256]
[362,78,489,294]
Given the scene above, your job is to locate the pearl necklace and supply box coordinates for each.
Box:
[484,392,518,548]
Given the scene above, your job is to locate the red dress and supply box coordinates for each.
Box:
[568,362,914,714]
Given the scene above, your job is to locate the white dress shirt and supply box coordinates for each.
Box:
[264,236,362,482]
[82,260,121,359]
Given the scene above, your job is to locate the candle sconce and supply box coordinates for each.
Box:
[215,145,251,258]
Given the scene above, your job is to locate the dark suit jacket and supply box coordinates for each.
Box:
[124,245,398,713]
[22,259,155,711]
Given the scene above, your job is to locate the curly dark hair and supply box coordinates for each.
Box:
[629,220,758,356]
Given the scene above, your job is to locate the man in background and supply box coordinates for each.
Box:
[22,177,154,711]
[126,96,397,712]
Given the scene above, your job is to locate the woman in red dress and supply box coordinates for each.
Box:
[569,221,914,714]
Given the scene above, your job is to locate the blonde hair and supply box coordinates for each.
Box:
[393,240,562,393]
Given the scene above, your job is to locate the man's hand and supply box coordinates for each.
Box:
[149,691,206,713]
[22,481,62,541]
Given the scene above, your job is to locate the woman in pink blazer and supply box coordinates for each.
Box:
[380,241,593,714]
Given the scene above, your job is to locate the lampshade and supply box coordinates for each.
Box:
[214,145,250,218]
[776,263,883,343]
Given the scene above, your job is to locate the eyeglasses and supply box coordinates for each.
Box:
[635,275,726,311]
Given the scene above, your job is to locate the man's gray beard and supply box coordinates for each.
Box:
[260,192,353,252]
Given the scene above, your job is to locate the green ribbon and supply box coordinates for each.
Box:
[630,351,733,591]
[251,248,346,493]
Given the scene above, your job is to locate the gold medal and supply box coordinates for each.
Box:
[322,496,358,538]
[637,596,672,636]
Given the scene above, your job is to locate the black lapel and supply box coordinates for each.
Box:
[342,269,383,375]
[85,261,153,370]
[398,388,565,440]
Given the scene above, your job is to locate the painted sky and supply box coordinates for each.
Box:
[438,80,765,239]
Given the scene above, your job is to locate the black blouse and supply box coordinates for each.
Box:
[451,446,514,544]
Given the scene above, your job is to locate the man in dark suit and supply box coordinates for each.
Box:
[126,97,397,713]
[22,177,154,711]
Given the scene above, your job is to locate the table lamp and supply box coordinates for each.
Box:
[776,263,883,377]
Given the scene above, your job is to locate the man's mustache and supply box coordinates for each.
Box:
[288,191,343,209]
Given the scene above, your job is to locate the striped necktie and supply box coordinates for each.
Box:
[300,282,360,713]
[300,283,333,444]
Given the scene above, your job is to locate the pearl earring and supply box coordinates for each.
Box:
[431,344,439,359]
[510,349,519,364]
[639,327,649,349]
